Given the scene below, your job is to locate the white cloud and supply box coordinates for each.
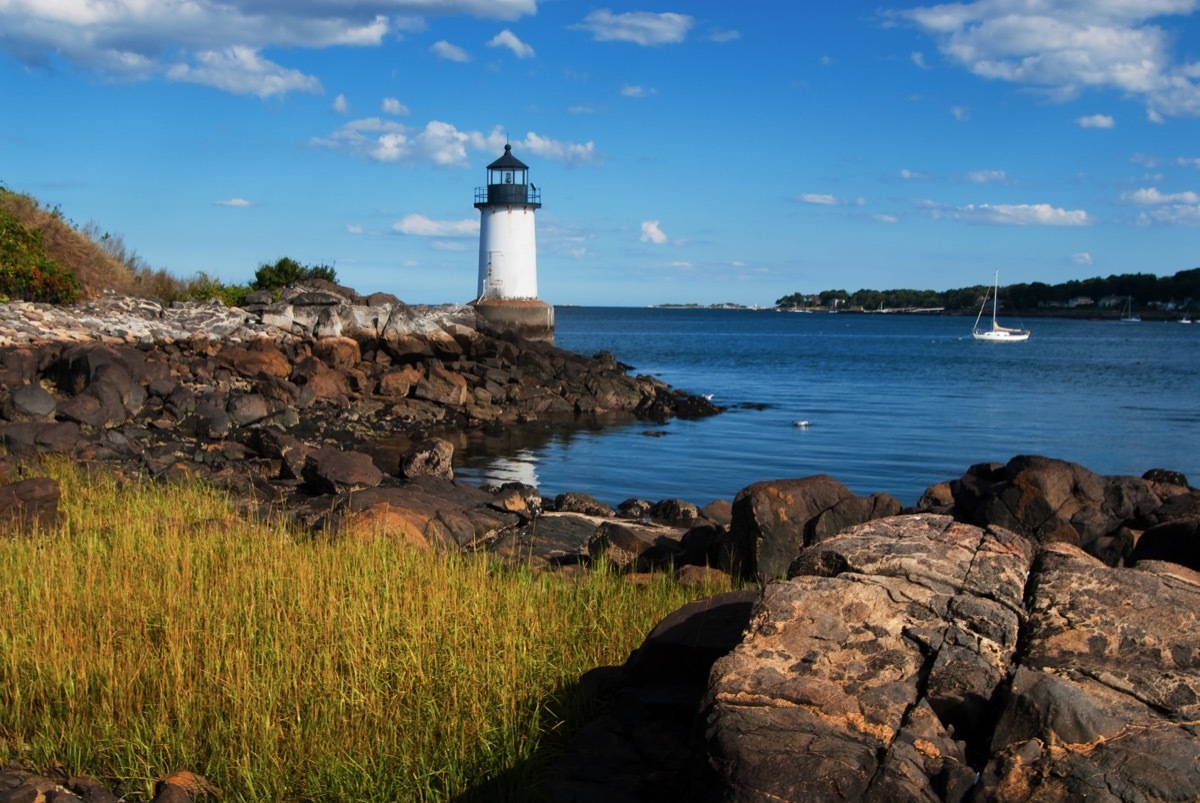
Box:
[382,97,410,116]
[314,120,598,168]
[392,214,478,237]
[487,29,535,59]
[214,197,253,207]
[965,169,1008,183]
[709,29,740,43]
[925,201,1090,226]
[1078,113,1115,128]
[346,224,364,234]
[333,93,349,114]
[619,84,656,98]
[518,131,600,167]
[950,105,970,122]
[911,51,928,69]
[1137,205,1200,225]
[573,9,694,45]
[0,1,541,95]
[899,168,928,179]
[903,1,1200,118]
[166,46,322,97]
[1123,187,1200,204]
[1072,252,1093,265]
[1123,186,1200,224]
[875,214,900,223]
[797,193,839,205]
[313,118,470,166]
[431,40,471,62]
[641,220,668,244]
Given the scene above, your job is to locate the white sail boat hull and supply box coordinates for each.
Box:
[972,328,1030,342]
[973,272,1030,342]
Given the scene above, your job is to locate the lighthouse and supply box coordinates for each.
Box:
[472,144,554,343]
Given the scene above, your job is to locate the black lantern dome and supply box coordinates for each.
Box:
[475,144,542,208]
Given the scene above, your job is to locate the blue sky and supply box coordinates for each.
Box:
[2,1,1198,307]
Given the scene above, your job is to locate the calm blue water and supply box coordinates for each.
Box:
[452,307,1200,507]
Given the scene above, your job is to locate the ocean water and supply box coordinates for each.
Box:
[451,307,1200,508]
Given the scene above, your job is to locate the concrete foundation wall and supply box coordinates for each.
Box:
[473,299,555,344]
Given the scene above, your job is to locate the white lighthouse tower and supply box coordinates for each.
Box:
[472,144,554,343]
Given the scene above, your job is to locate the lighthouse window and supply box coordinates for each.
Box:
[504,172,513,183]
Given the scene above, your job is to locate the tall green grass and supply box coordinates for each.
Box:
[0,461,725,800]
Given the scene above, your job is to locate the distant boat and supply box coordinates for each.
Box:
[1121,296,1141,322]
[1182,316,1193,324]
[972,272,1030,342]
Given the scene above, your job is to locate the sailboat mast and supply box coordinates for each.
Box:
[992,271,1000,329]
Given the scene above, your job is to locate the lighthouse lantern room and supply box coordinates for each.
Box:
[471,144,553,343]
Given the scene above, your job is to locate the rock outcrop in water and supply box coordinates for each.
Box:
[0,287,720,537]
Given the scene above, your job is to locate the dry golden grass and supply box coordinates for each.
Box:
[0,460,726,800]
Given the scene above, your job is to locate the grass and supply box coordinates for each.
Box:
[0,460,726,800]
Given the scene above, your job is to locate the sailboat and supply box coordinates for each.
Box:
[1120,296,1141,322]
[972,272,1030,342]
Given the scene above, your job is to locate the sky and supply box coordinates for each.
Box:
[1,1,1199,307]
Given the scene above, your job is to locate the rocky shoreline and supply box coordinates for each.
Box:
[2,288,1200,802]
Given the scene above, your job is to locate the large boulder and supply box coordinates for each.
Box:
[704,515,1034,802]
[977,546,1200,800]
[929,455,1197,564]
[543,591,759,802]
[726,475,901,580]
[336,479,515,549]
[1127,518,1200,571]
[301,447,383,495]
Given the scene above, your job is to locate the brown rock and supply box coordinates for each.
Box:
[414,363,469,406]
[377,365,421,397]
[727,475,900,581]
[0,476,61,533]
[219,340,291,379]
[312,336,361,371]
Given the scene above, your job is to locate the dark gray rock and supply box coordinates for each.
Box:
[587,520,685,572]
[4,382,56,421]
[301,447,383,495]
[1128,518,1200,570]
[555,492,616,518]
[398,437,454,481]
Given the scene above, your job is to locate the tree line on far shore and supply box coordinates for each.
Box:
[777,268,1200,313]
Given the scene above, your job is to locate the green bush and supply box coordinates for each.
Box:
[178,271,250,307]
[0,208,81,303]
[252,257,336,292]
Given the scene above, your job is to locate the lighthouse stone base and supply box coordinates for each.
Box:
[472,298,555,345]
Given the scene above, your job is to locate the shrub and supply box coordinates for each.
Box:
[252,257,337,292]
[0,206,81,303]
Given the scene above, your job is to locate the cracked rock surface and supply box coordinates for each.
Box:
[701,513,1200,802]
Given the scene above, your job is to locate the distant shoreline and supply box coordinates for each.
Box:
[644,304,1191,322]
